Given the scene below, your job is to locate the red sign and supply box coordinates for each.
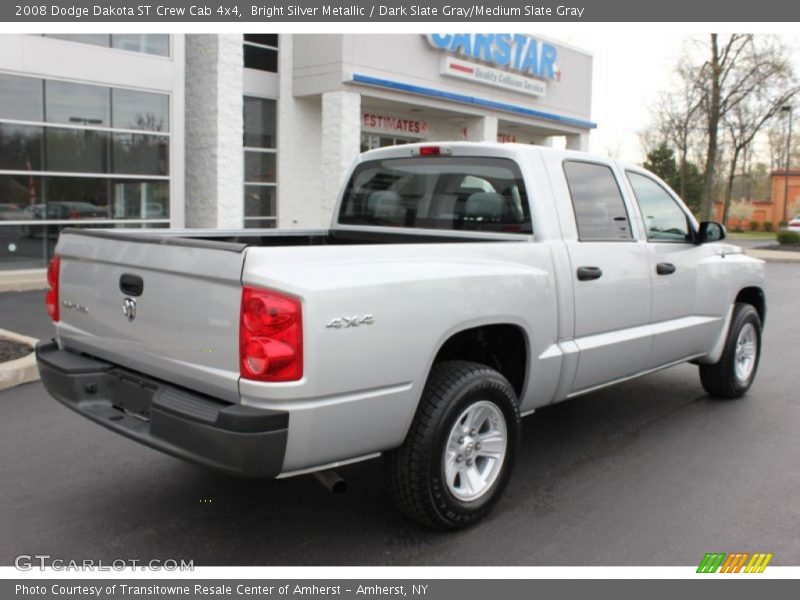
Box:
[497,133,517,143]
[362,113,430,134]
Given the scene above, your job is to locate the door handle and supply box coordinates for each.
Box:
[656,262,676,275]
[576,266,603,281]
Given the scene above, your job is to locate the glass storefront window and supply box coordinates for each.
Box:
[0,74,44,122]
[45,128,108,174]
[112,134,169,176]
[244,34,278,48]
[244,152,276,183]
[111,34,170,57]
[243,34,278,73]
[43,34,170,57]
[0,123,43,171]
[1,73,171,271]
[111,180,169,219]
[244,186,276,219]
[243,98,276,148]
[0,175,168,221]
[243,94,278,226]
[112,89,170,132]
[0,125,168,176]
[360,133,418,152]
[45,80,110,127]
[244,47,278,72]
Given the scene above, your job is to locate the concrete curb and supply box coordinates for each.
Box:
[0,269,47,292]
[745,248,800,263]
[0,328,39,392]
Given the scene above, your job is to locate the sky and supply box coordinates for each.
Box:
[561,31,800,165]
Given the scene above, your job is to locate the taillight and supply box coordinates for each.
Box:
[239,286,303,382]
[46,255,60,322]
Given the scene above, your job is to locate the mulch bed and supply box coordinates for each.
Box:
[757,244,800,253]
[0,337,33,362]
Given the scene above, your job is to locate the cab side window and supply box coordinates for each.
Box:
[627,172,692,242]
[563,161,633,241]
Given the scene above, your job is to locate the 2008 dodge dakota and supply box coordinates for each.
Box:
[37,142,765,529]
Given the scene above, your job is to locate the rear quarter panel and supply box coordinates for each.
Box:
[240,242,560,471]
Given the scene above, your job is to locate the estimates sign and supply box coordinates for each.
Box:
[362,113,430,134]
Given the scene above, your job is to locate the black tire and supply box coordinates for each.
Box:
[699,303,762,399]
[385,360,521,530]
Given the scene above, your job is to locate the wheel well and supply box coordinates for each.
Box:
[735,287,766,326]
[433,324,527,398]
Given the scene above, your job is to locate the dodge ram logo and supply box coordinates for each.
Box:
[325,315,375,329]
[122,297,137,322]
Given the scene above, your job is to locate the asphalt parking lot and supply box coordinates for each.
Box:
[1,261,799,566]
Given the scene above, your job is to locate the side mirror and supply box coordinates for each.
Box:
[697,221,726,244]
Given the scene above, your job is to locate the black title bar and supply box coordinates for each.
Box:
[3,0,800,22]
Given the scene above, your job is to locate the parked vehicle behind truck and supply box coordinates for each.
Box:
[37,142,765,529]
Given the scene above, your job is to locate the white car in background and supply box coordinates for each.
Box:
[785,215,800,231]
[0,203,25,221]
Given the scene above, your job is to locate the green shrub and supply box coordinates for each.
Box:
[777,230,800,245]
[749,220,760,231]
[779,220,789,228]
[763,221,773,232]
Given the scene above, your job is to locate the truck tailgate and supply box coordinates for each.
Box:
[54,230,246,402]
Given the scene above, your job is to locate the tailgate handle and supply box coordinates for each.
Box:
[119,274,144,297]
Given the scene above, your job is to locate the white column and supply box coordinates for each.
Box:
[169,34,186,228]
[276,34,323,229]
[530,134,553,147]
[566,132,590,152]
[464,115,498,142]
[320,90,361,227]
[184,34,244,229]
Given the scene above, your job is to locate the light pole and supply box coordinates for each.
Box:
[781,105,793,223]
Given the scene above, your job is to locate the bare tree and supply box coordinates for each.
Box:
[696,34,763,220]
[768,115,800,171]
[666,34,800,221]
[721,73,800,223]
[658,61,705,201]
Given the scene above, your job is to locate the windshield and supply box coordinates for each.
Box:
[338,156,532,234]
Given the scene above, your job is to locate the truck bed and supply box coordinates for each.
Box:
[64,226,523,251]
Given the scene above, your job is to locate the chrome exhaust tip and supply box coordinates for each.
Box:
[312,469,347,495]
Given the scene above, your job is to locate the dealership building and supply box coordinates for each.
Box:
[0,33,594,274]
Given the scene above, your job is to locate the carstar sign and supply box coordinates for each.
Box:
[427,34,561,81]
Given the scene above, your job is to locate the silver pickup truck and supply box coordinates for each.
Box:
[37,142,765,529]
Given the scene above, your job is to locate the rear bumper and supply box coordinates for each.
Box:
[36,341,288,478]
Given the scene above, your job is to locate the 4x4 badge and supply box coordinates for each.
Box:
[325,315,374,329]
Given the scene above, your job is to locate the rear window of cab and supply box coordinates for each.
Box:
[338,156,533,234]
